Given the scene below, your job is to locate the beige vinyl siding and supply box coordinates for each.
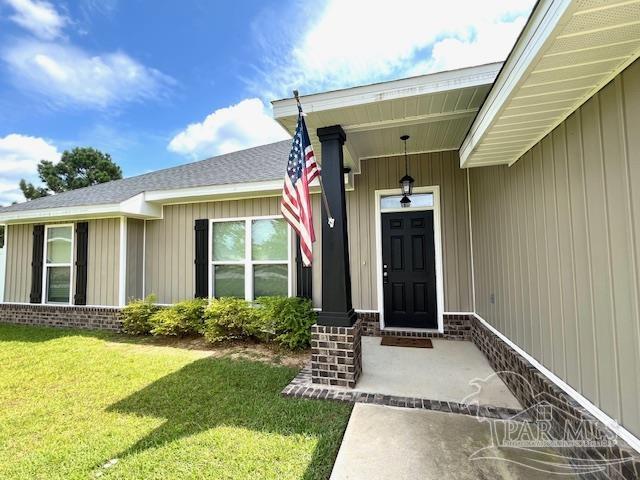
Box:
[144,152,472,311]
[469,59,640,437]
[347,151,473,312]
[4,219,119,306]
[126,218,144,301]
[145,198,282,304]
[86,218,120,306]
[4,224,33,303]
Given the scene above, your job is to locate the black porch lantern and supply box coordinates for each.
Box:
[399,134,414,207]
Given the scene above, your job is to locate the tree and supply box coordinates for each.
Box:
[20,147,123,200]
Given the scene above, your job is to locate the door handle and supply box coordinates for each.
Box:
[383,264,389,284]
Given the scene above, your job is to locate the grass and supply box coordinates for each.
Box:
[0,324,352,480]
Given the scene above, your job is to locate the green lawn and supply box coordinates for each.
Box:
[0,324,352,480]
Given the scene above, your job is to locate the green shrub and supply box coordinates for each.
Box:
[256,296,316,349]
[149,298,206,336]
[121,295,158,335]
[202,297,261,343]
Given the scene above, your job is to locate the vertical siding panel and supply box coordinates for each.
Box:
[446,152,460,310]
[511,163,522,343]
[567,111,597,400]
[545,136,565,376]
[524,152,542,360]
[125,218,144,301]
[554,125,578,386]
[582,94,619,418]
[601,77,639,431]
[515,161,530,351]
[98,219,104,305]
[5,224,32,302]
[621,60,640,430]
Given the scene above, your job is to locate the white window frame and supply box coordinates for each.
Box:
[374,186,444,333]
[42,224,74,305]
[208,216,293,301]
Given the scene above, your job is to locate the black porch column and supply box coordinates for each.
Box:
[316,125,356,327]
[310,125,362,389]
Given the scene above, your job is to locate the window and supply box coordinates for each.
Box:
[0,225,4,248]
[43,225,73,304]
[380,193,434,210]
[211,217,290,300]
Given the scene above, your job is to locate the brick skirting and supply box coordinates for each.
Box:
[470,317,640,480]
[0,303,122,331]
[310,320,363,388]
[283,364,523,421]
[357,312,472,340]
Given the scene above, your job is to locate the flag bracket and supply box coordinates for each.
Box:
[293,90,335,229]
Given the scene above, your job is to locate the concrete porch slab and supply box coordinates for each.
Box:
[331,403,578,480]
[357,336,520,409]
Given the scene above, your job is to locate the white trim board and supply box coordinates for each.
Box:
[0,223,6,303]
[118,217,127,307]
[0,223,9,303]
[473,313,640,454]
[374,186,444,333]
[272,62,502,118]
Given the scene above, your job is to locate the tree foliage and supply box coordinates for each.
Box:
[20,147,123,200]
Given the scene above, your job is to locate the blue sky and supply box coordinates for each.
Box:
[0,0,535,205]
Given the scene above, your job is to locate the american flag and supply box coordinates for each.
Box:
[281,108,319,266]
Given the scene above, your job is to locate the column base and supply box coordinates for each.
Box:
[317,308,357,327]
[311,320,362,388]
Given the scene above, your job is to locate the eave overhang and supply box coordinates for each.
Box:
[272,63,501,172]
[460,0,640,168]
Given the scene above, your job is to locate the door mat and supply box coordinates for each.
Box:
[380,337,433,348]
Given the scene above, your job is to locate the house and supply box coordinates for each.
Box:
[1,0,639,471]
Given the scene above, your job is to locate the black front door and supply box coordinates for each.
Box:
[381,210,437,329]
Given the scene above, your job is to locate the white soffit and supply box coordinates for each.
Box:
[272,63,500,172]
[461,0,640,168]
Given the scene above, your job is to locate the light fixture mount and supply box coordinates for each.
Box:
[399,135,414,198]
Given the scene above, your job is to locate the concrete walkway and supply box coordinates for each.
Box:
[331,404,577,480]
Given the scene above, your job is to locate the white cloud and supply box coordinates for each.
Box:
[409,17,528,75]
[0,133,60,205]
[1,0,173,110]
[2,40,174,109]
[4,0,67,40]
[168,98,290,159]
[254,0,535,98]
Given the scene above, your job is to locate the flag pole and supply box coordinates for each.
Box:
[293,90,335,228]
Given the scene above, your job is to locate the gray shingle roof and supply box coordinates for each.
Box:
[0,140,291,213]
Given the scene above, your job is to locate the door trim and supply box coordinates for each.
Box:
[375,186,444,333]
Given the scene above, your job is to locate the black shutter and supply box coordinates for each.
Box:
[30,225,45,303]
[194,219,209,298]
[296,236,313,299]
[74,222,88,305]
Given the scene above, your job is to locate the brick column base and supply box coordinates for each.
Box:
[311,320,362,388]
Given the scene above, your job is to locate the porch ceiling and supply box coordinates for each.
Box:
[461,0,640,168]
[272,63,500,173]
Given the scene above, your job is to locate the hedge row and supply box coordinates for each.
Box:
[121,295,316,350]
